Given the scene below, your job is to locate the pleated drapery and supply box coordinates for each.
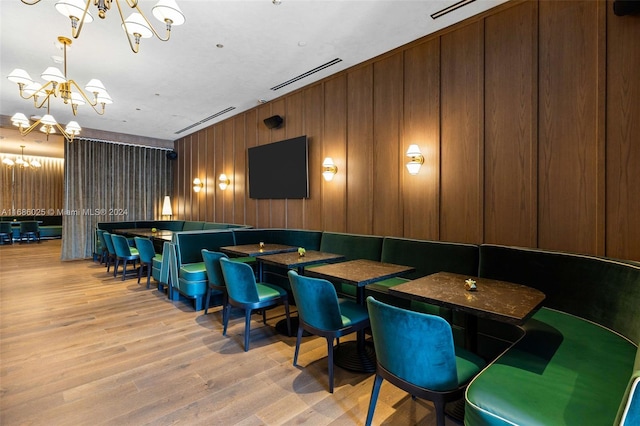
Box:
[62,139,173,260]
[0,155,64,216]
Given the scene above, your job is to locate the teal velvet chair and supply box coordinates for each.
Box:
[95,229,107,264]
[111,234,140,281]
[201,249,229,320]
[219,257,291,351]
[365,297,486,426]
[0,222,13,245]
[19,220,40,243]
[288,270,370,393]
[102,232,117,273]
[134,237,156,288]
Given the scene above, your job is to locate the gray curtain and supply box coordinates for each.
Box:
[62,139,173,260]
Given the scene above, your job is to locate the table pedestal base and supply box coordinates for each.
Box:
[333,341,376,373]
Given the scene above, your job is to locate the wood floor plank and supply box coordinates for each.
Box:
[0,239,458,425]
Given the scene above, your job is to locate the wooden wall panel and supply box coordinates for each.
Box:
[285,92,304,229]
[403,39,440,240]
[440,22,484,244]
[606,3,640,260]
[197,130,207,220]
[256,105,272,228]
[323,76,347,233]
[169,0,640,261]
[233,115,246,225]
[303,83,324,231]
[538,0,600,254]
[213,124,224,223]
[222,120,234,223]
[244,110,258,227]
[346,65,374,235]
[269,99,287,228]
[373,54,403,237]
[484,1,537,247]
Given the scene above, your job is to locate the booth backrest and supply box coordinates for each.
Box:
[203,222,250,230]
[319,232,383,261]
[268,229,322,250]
[174,230,236,265]
[182,221,205,231]
[478,244,640,345]
[135,220,185,231]
[381,237,479,280]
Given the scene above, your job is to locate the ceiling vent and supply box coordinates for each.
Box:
[430,0,476,20]
[175,107,236,134]
[270,58,343,91]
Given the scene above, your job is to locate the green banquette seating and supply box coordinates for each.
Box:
[464,245,640,426]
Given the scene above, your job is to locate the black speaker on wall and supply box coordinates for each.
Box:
[613,0,640,16]
[166,151,178,160]
[263,115,284,129]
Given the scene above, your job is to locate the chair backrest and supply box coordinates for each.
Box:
[134,237,156,263]
[102,232,116,255]
[201,249,228,287]
[288,270,343,331]
[0,222,12,233]
[20,221,39,232]
[111,234,133,257]
[366,296,459,392]
[219,257,259,304]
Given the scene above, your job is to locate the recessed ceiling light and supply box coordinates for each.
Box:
[216,44,224,48]
[272,0,282,5]
[298,41,307,47]
[258,99,268,104]
[51,55,63,64]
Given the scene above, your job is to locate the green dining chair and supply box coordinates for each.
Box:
[102,232,117,273]
[111,234,140,281]
[0,222,13,245]
[201,249,229,320]
[19,220,40,243]
[287,270,370,393]
[219,257,291,351]
[365,296,486,426]
[134,237,156,288]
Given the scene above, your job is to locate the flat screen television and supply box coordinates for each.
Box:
[248,135,309,199]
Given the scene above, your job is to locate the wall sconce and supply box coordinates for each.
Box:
[161,196,173,216]
[322,157,338,181]
[405,144,424,175]
[193,178,203,193]
[218,173,230,190]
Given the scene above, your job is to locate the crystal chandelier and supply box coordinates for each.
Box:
[7,36,111,141]
[21,0,185,54]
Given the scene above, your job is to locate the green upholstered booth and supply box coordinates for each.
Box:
[172,230,237,311]
[465,245,640,426]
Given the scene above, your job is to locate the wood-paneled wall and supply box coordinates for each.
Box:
[173,0,640,261]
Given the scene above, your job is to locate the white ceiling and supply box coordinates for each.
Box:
[0,0,509,158]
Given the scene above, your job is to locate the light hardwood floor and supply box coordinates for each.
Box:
[0,240,459,425]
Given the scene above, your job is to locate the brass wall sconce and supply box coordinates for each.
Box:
[405,144,424,175]
[193,178,203,193]
[218,173,230,190]
[322,157,338,181]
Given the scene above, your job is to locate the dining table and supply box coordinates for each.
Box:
[388,271,546,352]
[256,250,346,336]
[220,243,299,281]
[112,228,174,252]
[304,259,415,373]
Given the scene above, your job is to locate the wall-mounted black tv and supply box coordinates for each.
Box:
[248,135,309,199]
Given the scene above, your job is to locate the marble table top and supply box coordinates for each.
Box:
[389,271,546,324]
